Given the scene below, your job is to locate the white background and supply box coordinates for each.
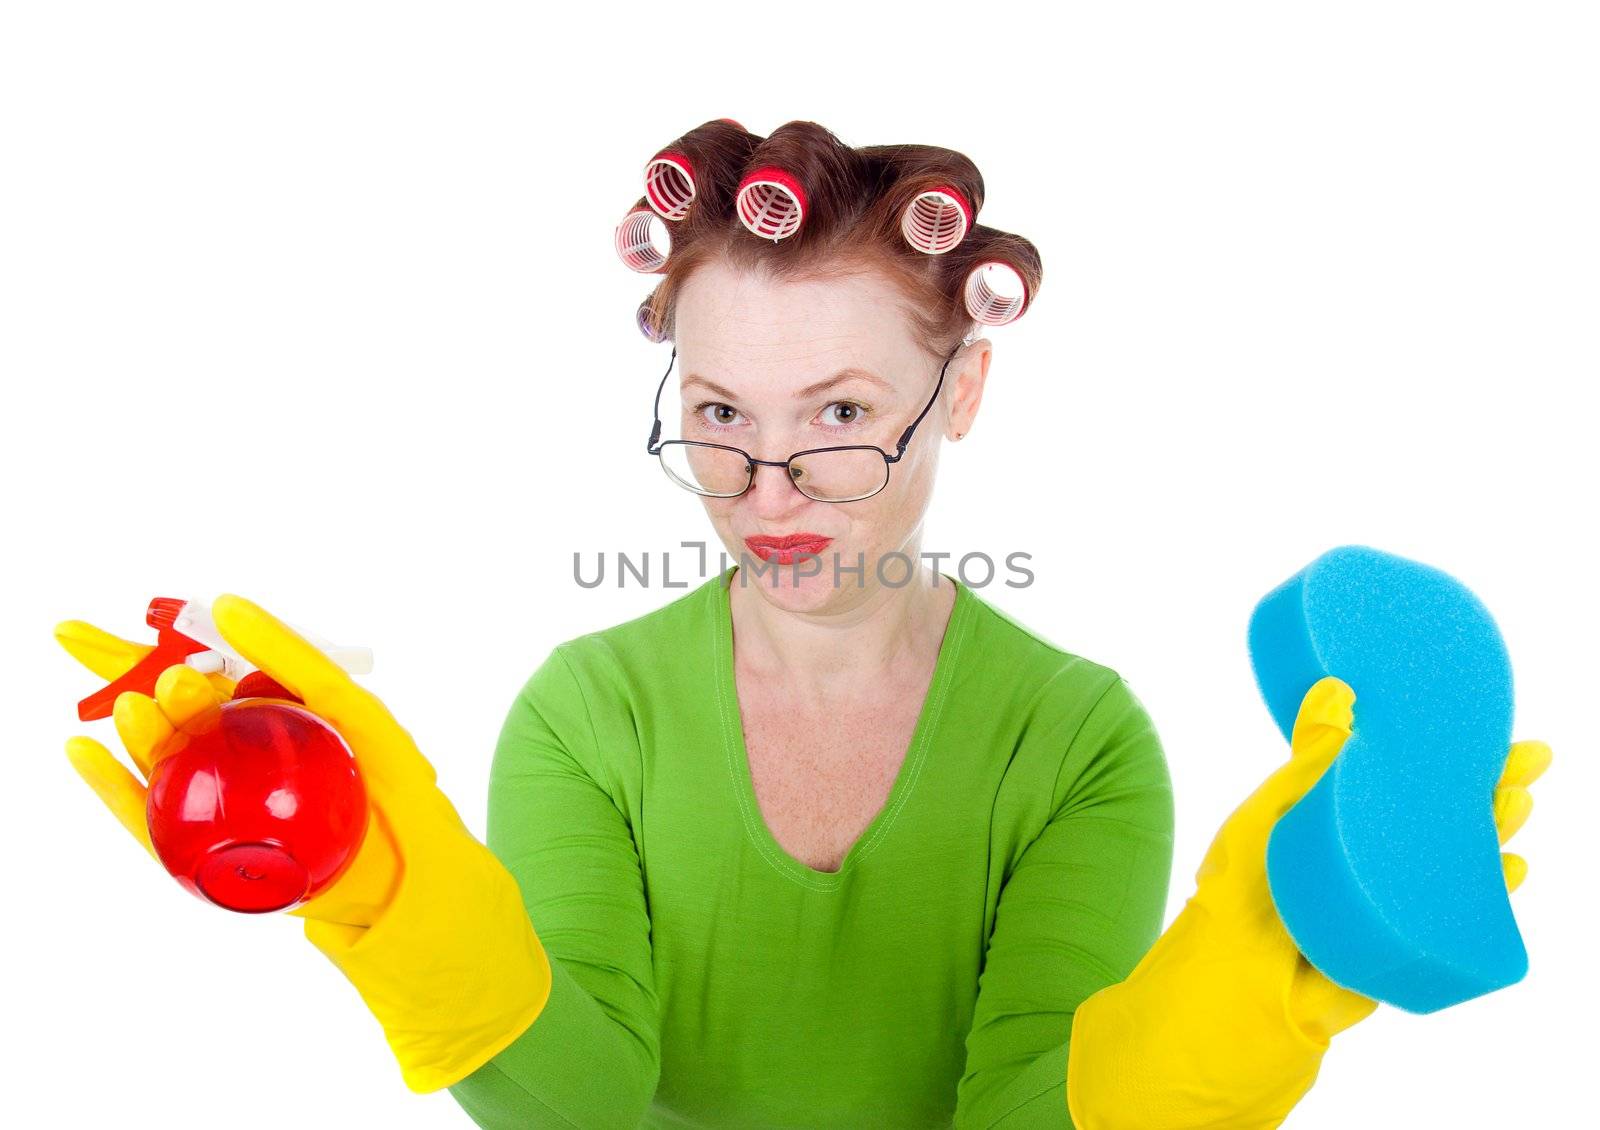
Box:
[4,2,1595,1126]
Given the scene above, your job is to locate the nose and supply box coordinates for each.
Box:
[744,456,811,506]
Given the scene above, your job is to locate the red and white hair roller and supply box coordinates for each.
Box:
[735,166,808,241]
[900,185,973,255]
[644,150,696,222]
[614,205,671,273]
[963,261,1029,326]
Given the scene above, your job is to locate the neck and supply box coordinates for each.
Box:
[726,557,956,699]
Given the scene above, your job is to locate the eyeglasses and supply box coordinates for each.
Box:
[645,342,960,504]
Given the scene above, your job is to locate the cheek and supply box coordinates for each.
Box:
[885,449,939,508]
[701,496,735,522]
[843,487,919,543]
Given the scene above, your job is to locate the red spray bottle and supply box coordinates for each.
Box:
[75,597,372,914]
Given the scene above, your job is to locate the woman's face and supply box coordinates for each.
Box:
[672,257,984,612]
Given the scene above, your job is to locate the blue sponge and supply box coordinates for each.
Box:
[1248,544,1525,1013]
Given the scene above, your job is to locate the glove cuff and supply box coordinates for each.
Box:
[1065,949,1333,1130]
[305,824,554,1092]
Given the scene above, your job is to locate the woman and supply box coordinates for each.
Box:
[59,119,1549,1129]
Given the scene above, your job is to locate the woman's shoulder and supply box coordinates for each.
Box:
[530,571,724,690]
[957,580,1125,699]
[574,570,720,645]
[953,583,1169,828]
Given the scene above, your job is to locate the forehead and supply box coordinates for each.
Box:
[674,259,922,393]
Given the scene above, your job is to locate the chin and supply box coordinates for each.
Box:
[735,552,847,604]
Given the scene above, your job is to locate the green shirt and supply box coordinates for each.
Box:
[448,566,1175,1128]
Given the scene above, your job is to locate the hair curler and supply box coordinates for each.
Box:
[900,185,974,255]
[735,166,808,242]
[615,204,671,273]
[637,296,669,343]
[963,260,1030,326]
[74,596,372,722]
[643,118,749,223]
[644,150,697,222]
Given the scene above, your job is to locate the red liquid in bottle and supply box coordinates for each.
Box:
[146,696,368,913]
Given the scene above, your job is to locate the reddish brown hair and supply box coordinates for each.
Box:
[629,119,1043,362]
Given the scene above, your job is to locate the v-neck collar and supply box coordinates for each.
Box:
[709,565,975,891]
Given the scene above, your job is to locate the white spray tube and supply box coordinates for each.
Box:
[170,599,374,682]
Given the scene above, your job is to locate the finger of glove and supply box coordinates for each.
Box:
[209,594,435,799]
[1196,677,1355,894]
[1498,740,1552,790]
[154,662,227,731]
[54,619,236,702]
[302,915,364,953]
[112,665,222,778]
[1492,785,1533,845]
[54,619,152,682]
[203,669,239,699]
[1234,676,1354,830]
[65,736,156,858]
[1288,676,1355,761]
[112,691,169,779]
[1288,952,1380,1044]
[1502,851,1527,893]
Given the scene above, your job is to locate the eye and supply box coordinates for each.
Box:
[692,401,742,430]
[821,400,870,427]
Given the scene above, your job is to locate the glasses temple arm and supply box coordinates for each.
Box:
[647,347,676,452]
[894,346,957,454]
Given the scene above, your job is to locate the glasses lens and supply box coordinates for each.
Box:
[789,448,889,502]
[659,443,751,496]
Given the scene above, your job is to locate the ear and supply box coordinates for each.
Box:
[946,338,992,440]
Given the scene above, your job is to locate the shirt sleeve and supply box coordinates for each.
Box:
[447,643,661,1129]
[953,674,1176,1129]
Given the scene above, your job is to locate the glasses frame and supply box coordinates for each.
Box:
[645,340,962,504]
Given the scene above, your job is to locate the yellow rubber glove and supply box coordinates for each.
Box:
[1065,675,1551,1129]
[58,596,553,1092]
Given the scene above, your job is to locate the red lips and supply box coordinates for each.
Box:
[744,533,832,564]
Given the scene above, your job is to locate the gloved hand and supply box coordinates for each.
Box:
[1065,675,1551,1129]
[58,595,553,1092]
[56,614,402,927]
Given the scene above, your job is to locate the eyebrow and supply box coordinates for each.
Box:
[681,367,892,401]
